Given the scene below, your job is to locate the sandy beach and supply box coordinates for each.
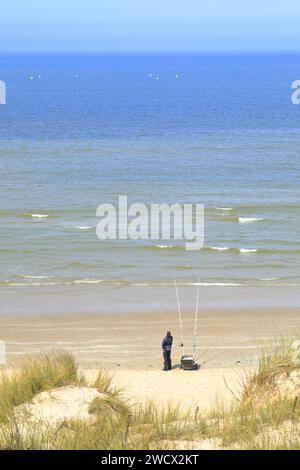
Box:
[1,307,300,411]
[2,308,300,368]
[84,368,242,412]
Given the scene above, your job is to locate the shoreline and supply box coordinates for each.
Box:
[1,285,300,317]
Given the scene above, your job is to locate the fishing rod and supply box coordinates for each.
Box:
[174,278,184,356]
[192,279,200,357]
[174,279,200,370]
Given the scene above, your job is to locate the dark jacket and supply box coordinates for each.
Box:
[162,335,173,352]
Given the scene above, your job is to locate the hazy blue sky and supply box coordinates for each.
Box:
[0,0,299,53]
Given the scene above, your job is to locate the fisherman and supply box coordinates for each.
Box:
[162,331,173,371]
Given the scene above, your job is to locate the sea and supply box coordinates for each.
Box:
[0,54,300,314]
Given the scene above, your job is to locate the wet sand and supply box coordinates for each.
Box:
[1,285,300,317]
[1,308,300,369]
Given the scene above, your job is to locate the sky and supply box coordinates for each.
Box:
[0,0,299,54]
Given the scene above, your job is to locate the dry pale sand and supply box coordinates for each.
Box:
[15,369,241,428]
[17,386,103,425]
[85,368,243,412]
[1,308,300,410]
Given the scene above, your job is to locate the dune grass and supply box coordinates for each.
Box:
[201,395,300,448]
[0,342,299,450]
[240,340,297,402]
[0,351,84,423]
[194,340,300,449]
[88,394,130,418]
[0,401,189,450]
[92,369,120,397]
[244,429,300,450]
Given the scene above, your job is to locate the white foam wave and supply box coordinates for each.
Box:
[185,282,241,286]
[7,282,57,286]
[74,278,104,284]
[239,217,264,223]
[74,226,92,230]
[22,275,51,279]
[155,244,174,249]
[240,248,257,254]
[132,283,150,286]
[30,214,49,218]
[209,246,229,251]
[216,207,233,211]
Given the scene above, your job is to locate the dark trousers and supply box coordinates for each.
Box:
[163,350,172,370]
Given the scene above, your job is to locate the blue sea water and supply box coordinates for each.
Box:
[0,54,300,299]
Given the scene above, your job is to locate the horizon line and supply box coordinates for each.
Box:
[1,51,300,56]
